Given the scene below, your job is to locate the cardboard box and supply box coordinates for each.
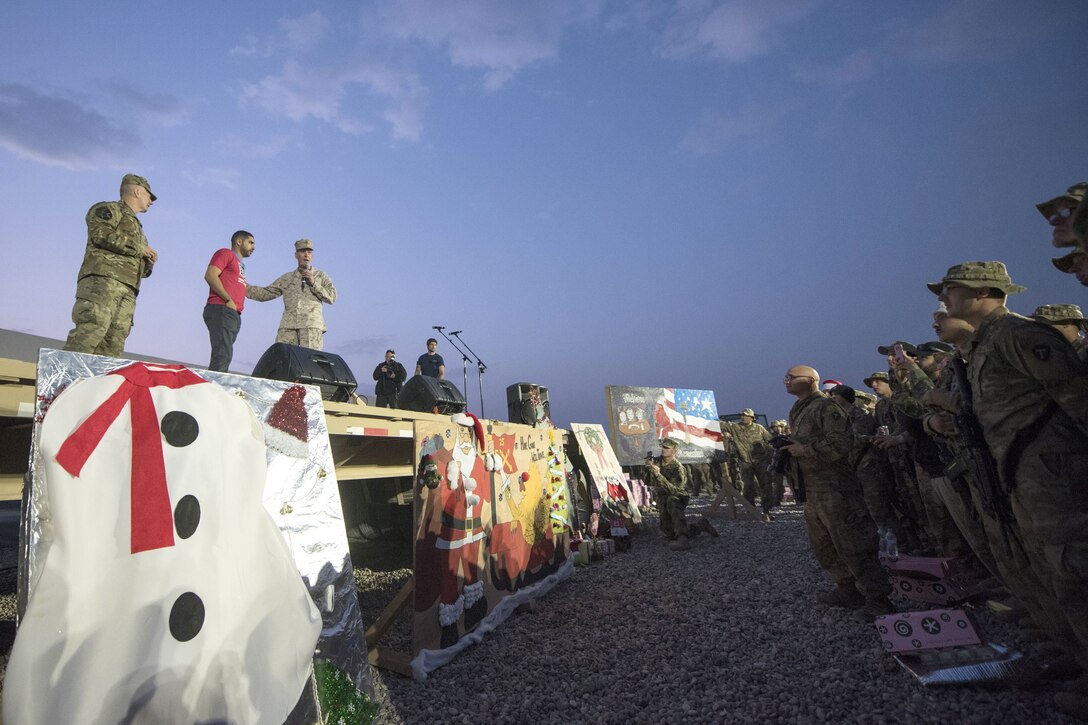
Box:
[874,608,980,653]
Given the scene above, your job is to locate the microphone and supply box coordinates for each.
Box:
[450,330,462,335]
[299,262,312,288]
[432,325,445,330]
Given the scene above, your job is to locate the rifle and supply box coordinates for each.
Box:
[948,357,1016,555]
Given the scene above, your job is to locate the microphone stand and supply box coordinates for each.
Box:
[451,331,487,419]
[434,327,472,412]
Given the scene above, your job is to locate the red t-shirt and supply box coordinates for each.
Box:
[206,248,247,311]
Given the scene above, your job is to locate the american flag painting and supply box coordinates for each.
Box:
[653,388,722,449]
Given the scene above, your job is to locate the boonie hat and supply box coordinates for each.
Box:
[926,261,1026,295]
[1052,245,1087,273]
[1036,182,1088,220]
[1032,304,1087,327]
[863,372,890,387]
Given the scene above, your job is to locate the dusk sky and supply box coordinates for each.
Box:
[1,0,1086,429]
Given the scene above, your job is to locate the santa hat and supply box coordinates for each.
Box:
[821,379,843,391]
[265,385,310,458]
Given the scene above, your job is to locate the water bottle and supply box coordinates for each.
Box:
[877,526,888,556]
[884,529,899,558]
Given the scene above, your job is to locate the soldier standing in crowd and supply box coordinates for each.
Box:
[202,230,254,372]
[644,438,717,551]
[931,261,1088,718]
[1037,181,1087,248]
[372,349,407,408]
[1032,304,1087,362]
[245,238,337,350]
[721,408,775,516]
[767,419,791,505]
[64,174,159,357]
[784,365,894,617]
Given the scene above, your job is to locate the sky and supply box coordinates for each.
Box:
[1,0,1086,429]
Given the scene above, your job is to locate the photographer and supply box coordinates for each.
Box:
[372,349,407,408]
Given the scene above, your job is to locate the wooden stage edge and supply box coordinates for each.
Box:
[0,355,479,502]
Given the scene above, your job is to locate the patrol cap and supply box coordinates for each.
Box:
[876,341,918,356]
[121,173,156,201]
[1036,181,1088,220]
[740,408,755,417]
[926,261,1026,295]
[1052,245,1087,273]
[828,384,855,404]
[915,341,955,356]
[294,238,314,252]
[660,438,679,449]
[863,371,890,387]
[1032,304,1087,327]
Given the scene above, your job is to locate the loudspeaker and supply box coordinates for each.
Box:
[399,375,467,414]
[506,382,549,423]
[251,343,357,402]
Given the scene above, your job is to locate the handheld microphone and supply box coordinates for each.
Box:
[299,262,312,288]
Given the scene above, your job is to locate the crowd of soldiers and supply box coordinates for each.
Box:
[782,181,1088,719]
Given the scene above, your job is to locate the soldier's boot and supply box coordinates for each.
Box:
[817,583,864,609]
[669,535,691,551]
[859,596,897,618]
[696,515,719,538]
[1054,692,1088,721]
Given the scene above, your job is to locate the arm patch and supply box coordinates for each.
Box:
[94,206,113,221]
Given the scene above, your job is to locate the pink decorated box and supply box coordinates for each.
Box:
[874,608,981,653]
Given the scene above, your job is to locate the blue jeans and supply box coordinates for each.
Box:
[203,303,241,372]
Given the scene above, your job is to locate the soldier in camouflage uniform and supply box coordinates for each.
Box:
[63,174,159,357]
[1032,304,1087,362]
[644,439,717,551]
[246,238,337,350]
[721,408,775,515]
[784,366,894,616]
[1037,181,1087,249]
[931,261,1088,717]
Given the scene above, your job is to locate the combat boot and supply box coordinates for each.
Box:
[697,515,719,538]
[859,597,897,618]
[817,584,864,609]
[669,535,691,551]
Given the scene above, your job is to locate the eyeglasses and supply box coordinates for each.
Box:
[1050,207,1074,222]
[783,374,813,382]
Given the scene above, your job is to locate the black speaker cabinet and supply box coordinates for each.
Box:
[399,375,467,414]
[506,382,550,423]
[251,343,357,402]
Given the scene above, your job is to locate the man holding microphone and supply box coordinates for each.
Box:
[246,238,338,350]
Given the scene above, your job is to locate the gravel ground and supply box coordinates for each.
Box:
[0,499,1077,724]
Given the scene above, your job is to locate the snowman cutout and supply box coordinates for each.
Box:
[4,362,322,725]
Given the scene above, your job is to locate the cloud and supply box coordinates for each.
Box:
[229,34,264,57]
[0,83,140,170]
[220,134,292,159]
[792,48,879,90]
[181,166,241,190]
[679,101,790,154]
[660,0,819,62]
[279,11,332,51]
[240,58,425,140]
[370,0,595,90]
[103,82,192,127]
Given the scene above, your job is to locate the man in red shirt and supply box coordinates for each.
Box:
[203,231,255,372]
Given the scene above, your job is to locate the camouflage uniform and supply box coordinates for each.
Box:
[644,449,690,540]
[966,306,1088,663]
[722,416,774,513]
[847,403,909,541]
[1032,304,1088,364]
[789,392,890,603]
[245,252,337,350]
[872,392,929,550]
[64,184,154,357]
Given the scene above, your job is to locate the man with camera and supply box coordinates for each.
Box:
[372,349,407,408]
[644,439,717,551]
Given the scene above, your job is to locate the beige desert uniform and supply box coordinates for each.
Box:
[246,240,337,350]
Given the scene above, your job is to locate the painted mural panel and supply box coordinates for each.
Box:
[412,415,571,654]
[569,423,638,516]
[605,385,725,465]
